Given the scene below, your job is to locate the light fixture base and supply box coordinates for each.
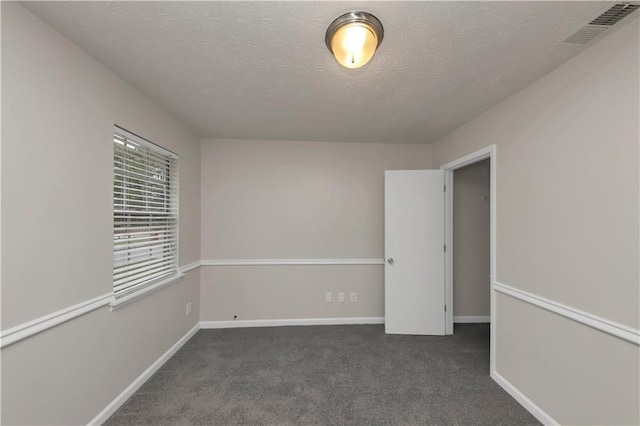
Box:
[325,11,384,52]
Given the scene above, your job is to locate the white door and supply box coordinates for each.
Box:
[384,170,445,335]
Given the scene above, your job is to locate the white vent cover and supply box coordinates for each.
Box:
[563,2,639,44]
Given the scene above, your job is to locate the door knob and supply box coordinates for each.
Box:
[387,258,394,265]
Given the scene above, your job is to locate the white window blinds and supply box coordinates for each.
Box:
[113,127,179,297]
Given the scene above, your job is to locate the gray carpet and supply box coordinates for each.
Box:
[105,324,539,425]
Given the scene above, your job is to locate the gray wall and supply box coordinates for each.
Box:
[453,159,490,317]
[1,3,201,424]
[199,139,432,321]
[433,18,639,425]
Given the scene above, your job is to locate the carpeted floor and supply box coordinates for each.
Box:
[105,324,539,425]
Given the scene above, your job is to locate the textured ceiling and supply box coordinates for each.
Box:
[24,1,611,144]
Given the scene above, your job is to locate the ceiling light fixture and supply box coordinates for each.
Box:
[325,11,384,69]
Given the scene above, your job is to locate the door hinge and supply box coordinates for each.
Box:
[444,184,446,192]
[444,244,446,252]
[444,305,447,312]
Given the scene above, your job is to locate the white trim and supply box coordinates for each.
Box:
[88,323,199,425]
[0,264,201,348]
[495,282,640,345]
[200,317,385,329]
[109,272,185,311]
[200,259,385,266]
[453,316,490,323]
[440,146,493,171]
[179,260,202,274]
[0,293,113,349]
[444,170,454,334]
[109,260,201,310]
[491,371,558,425]
[440,144,497,375]
[0,259,383,348]
[490,147,497,375]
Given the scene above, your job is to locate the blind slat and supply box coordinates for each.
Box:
[114,230,178,239]
[115,210,177,216]
[114,256,176,277]
[114,237,177,251]
[114,168,172,186]
[115,225,177,233]
[114,263,176,286]
[114,270,173,293]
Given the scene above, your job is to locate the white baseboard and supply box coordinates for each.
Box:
[200,317,385,329]
[454,316,490,323]
[88,323,200,425]
[491,370,558,426]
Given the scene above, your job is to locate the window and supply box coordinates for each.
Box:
[113,126,179,300]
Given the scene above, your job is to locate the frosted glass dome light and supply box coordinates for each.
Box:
[325,12,384,69]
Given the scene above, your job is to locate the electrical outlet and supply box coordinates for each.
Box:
[186,302,192,316]
[338,292,345,303]
[350,292,357,303]
[325,292,332,302]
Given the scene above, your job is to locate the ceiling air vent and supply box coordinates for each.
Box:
[589,2,640,25]
[562,2,639,45]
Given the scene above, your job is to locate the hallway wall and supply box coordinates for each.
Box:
[453,159,490,318]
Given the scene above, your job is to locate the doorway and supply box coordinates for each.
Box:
[453,158,490,324]
[441,145,496,373]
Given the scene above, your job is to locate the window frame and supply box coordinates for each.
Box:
[110,126,182,309]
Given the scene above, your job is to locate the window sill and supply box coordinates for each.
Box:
[109,272,185,311]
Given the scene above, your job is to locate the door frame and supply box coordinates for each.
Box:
[440,144,496,373]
